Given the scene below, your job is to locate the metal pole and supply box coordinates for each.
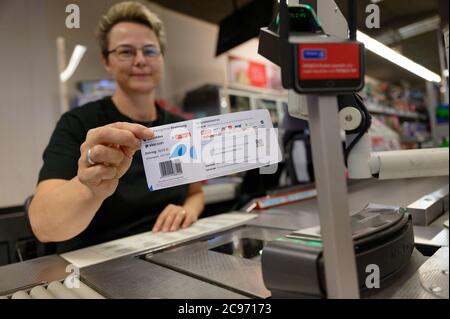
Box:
[437,29,449,104]
[348,0,358,41]
[56,37,69,114]
[307,94,360,298]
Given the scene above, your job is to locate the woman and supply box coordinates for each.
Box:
[29,1,204,253]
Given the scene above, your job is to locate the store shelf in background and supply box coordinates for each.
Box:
[400,136,433,145]
[366,102,428,121]
[227,83,287,97]
[369,115,432,151]
[400,138,435,150]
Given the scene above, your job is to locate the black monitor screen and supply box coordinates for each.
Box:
[216,0,274,56]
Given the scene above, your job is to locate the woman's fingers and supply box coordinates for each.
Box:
[170,209,186,231]
[83,124,154,163]
[152,210,166,232]
[79,122,155,176]
[77,123,154,198]
[153,205,183,232]
[87,144,124,166]
[160,206,179,232]
[181,212,197,229]
[153,205,198,233]
[86,127,140,151]
[85,123,153,152]
[110,122,154,140]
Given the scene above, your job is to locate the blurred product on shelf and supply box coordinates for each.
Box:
[72,79,116,107]
[436,104,449,124]
[439,137,449,147]
[228,56,283,91]
[362,81,427,115]
[360,79,431,149]
[368,117,401,152]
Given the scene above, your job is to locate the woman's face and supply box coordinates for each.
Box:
[103,22,164,95]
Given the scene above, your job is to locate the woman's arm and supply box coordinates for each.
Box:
[152,182,204,232]
[29,122,154,242]
[29,178,106,242]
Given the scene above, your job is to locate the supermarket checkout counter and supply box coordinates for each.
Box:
[0,176,448,299]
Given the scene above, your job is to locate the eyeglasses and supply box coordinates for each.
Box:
[106,45,161,61]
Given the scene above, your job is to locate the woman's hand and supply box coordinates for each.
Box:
[78,122,154,199]
[152,204,199,232]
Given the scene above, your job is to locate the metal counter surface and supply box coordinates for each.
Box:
[0,255,69,296]
[81,255,248,299]
[0,176,447,298]
[389,247,448,299]
[249,177,448,220]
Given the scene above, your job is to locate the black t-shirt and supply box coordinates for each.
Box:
[38,97,189,253]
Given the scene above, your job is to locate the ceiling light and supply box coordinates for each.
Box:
[60,45,87,83]
[357,30,442,83]
[397,15,441,40]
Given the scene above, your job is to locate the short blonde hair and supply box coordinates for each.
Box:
[96,1,166,58]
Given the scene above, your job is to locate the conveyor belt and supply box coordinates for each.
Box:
[3,278,105,299]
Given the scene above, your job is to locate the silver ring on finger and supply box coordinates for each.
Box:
[86,148,97,166]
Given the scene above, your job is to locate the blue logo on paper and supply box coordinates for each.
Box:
[149,185,154,192]
[190,146,197,160]
[170,144,187,158]
[303,49,327,60]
